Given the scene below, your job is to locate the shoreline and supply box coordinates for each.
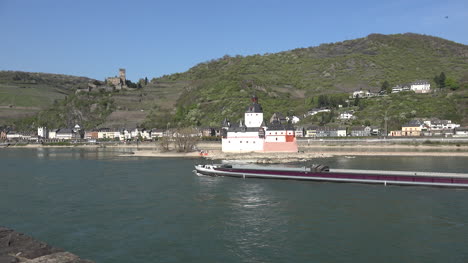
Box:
[3,142,468,162]
[3,142,468,150]
[125,149,468,163]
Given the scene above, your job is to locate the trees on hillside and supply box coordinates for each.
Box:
[434,72,446,89]
[316,94,347,108]
[354,95,360,106]
[381,80,391,94]
[445,77,460,91]
[434,72,461,91]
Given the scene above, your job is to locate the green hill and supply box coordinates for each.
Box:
[144,33,468,128]
[2,33,468,130]
[0,71,95,126]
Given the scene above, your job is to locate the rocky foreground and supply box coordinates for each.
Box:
[0,227,93,263]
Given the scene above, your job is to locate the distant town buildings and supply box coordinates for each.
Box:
[0,72,465,144]
[348,80,431,96]
[389,118,461,137]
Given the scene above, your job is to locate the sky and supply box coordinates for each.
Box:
[1,0,467,81]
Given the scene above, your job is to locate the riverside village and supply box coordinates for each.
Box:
[1,76,467,150]
[0,68,468,152]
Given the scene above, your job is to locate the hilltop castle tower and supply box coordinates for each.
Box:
[105,68,127,90]
[119,68,126,83]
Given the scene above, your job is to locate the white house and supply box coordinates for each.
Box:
[454,127,468,137]
[410,81,431,94]
[141,129,151,140]
[38,127,48,138]
[350,126,371,137]
[352,90,372,98]
[98,128,122,140]
[56,129,73,140]
[73,124,81,133]
[305,108,330,117]
[130,128,142,139]
[338,111,355,120]
[48,129,58,139]
[423,118,460,130]
[392,85,411,93]
[21,132,38,141]
[151,129,164,139]
[286,116,301,124]
[123,129,132,140]
[337,127,347,137]
[6,131,21,140]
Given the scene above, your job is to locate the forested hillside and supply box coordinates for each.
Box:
[2,33,467,130]
[146,33,468,127]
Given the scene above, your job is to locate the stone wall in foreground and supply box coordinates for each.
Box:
[0,226,94,263]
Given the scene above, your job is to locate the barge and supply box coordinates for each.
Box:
[194,164,468,188]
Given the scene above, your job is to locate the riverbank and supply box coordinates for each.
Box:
[0,227,93,263]
[4,142,468,163]
[126,147,468,164]
[5,141,468,150]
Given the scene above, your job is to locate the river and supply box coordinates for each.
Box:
[1,148,468,262]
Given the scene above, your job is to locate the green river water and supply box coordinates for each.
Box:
[1,148,468,262]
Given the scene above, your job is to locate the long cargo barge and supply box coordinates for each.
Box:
[194,164,468,188]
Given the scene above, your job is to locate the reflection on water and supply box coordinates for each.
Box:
[1,148,468,263]
[34,147,137,160]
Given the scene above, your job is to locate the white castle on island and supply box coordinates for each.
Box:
[221,95,298,153]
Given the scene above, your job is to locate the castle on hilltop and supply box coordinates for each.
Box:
[105,68,127,90]
[76,68,129,94]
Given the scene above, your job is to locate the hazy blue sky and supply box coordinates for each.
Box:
[1,0,467,81]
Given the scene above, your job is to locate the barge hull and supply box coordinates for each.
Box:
[195,165,468,188]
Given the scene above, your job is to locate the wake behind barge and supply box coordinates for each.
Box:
[194,164,468,188]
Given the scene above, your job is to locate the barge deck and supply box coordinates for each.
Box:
[194,164,468,188]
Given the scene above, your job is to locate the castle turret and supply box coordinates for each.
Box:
[119,68,126,83]
[245,95,264,127]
